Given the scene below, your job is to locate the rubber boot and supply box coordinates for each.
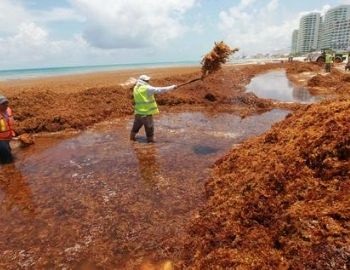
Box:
[130,132,137,141]
[147,136,155,143]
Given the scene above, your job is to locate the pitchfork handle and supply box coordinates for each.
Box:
[177,77,202,88]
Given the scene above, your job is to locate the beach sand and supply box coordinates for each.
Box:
[3,63,289,134]
[2,61,348,135]
[0,61,349,269]
[0,66,200,95]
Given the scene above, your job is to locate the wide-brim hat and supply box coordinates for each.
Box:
[139,75,151,81]
[0,95,8,104]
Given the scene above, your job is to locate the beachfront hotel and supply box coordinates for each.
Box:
[291,4,350,54]
[291,30,299,55]
[296,13,322,54]
[320,5,350,50]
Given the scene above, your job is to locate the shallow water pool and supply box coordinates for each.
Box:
[246,70,315,103]
[0,110,289,269]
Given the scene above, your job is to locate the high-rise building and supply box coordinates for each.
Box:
[320,5,350,50]
[291,30,299,54]
[296,13,321,54]
[291,4,350,54]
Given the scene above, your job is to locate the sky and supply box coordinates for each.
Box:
[1,0,350,69]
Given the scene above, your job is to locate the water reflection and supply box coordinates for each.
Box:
[0,164,35,215]
[246,70,315,103]
[0,110,290,269]
[132,143,164,189]
[192,145,219,155]
[292,85,314,102]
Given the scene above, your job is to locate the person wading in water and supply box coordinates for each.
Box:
[130,75,177,143]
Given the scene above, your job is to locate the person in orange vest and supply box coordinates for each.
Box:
[130,75,177,143]
[0,95,15,163]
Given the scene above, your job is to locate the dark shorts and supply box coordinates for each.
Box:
[131,115,154,138]
[0,140,13,164]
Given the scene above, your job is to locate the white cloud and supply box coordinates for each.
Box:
[12,23,48,46]
[0,1,83,35]
[0,0,200,69]
[299,5,331,17]
[34,7,85,23]
[0,21,168,69]
[1,0,345,69]
[0,22,92,68]
[320,5,332,16]
[69,0,197,49]
[0,23,53,66]
[0,0,33,34]
[240,0,257,8]
[266,0,279,12]
[218,0,299,55]
[0,1,116,69]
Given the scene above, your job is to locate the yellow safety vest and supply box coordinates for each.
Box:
[133,84,159,115]
[325,54,333,64]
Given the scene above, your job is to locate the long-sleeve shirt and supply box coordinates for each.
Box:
[135,79,176,96]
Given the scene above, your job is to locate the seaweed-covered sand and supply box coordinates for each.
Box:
[0,61,349,269]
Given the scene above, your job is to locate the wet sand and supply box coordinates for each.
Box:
[1,61,349,269]
[0,110,289,269]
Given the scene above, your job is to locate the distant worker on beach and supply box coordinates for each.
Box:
[345,54,350,71]
[0,95,15,164]
[325,50,333,73]
[130,75,177,143]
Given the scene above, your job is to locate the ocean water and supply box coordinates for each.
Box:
[0,57,288,81]
[0,61,199,81]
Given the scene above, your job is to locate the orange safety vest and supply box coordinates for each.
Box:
[0,107,15,140]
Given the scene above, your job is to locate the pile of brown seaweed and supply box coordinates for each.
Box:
[307,69,350,95]
[183,98,350,269]
[285,61,320,74]
[201,41,239,78]
[10,63,286,134]
[17,133,34,147]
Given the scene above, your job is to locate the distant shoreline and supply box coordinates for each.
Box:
[0,58,299,97]
[0,65,201,96]
[0,57,295,81]
[0,61,200,81]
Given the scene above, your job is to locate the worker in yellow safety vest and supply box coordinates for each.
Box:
[130,75,177,143]
[325,51,333,73]
[345,53,350,71]
[0,95,15,163]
